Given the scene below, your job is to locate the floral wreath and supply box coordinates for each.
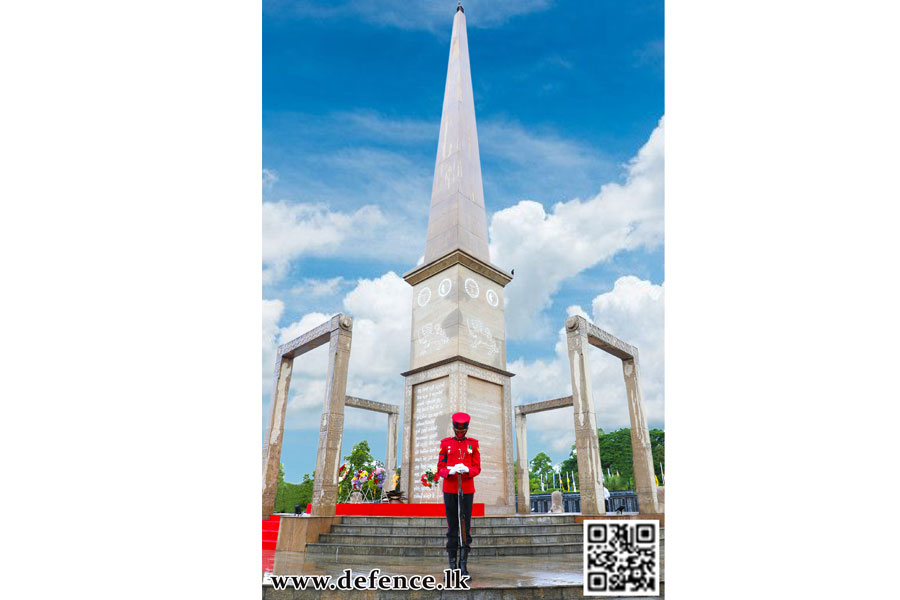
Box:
[351,468,372,490]
[420,469,440,488]
[371,467,386,489]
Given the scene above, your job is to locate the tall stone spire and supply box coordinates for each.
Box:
[401,5,516,516]
[423,3,490,265]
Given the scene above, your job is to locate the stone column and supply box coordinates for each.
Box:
[311,316,353,516]
[514,412,530,514]
[385,412,399,492]
[623,356,659,513]
[566,316,605,515]
[262,355,293,517]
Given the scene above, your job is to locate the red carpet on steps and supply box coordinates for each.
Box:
[262,514,280,550]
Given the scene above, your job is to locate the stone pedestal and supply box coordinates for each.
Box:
[550,490,564,513]
[401,358,515,514]
[275,516,341,552]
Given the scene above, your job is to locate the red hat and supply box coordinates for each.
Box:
[452,412,470,426]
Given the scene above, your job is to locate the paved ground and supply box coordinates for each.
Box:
[263,526,665,597]
[268,551,586,588]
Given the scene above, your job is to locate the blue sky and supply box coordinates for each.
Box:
[262,0,664,484]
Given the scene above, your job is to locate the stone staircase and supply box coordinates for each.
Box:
[305,515,583,558]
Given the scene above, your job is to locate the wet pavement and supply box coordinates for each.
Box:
[265,551,586,589]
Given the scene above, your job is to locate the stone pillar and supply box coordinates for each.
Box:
[262,355,293,517]
[514,412,530,514]
[311,316,353,516]
[385,412,399,492]
[623,357,659,513]
[566,316,605,515]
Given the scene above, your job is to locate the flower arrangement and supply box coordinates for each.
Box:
[337,463,349,483]
[420,468,440,488]
[372,467,386,489]
[351,468,371,490]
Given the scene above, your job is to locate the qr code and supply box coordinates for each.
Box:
[583,520,660,596]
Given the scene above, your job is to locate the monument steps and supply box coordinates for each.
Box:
[319,532,584,547]
[332,523,583,535]
[262,514,281,551]
[306,542,585,558]
[305,515,584,558]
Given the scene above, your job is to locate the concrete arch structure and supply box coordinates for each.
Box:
[513,316,659,516]
[262,314,402,518]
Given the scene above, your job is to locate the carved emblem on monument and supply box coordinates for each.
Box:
[485,288,498,307]
[417,287,432,307]
[465,317,499,356]
[438,277,452,297]
[417,322,450,355]
[464,277,479,298]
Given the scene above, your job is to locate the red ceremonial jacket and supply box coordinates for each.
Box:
[437,436,481,494]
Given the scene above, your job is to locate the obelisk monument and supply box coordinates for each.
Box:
[400,4,516,515]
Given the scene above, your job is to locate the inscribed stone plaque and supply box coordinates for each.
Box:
[411,376,451,502]
[465,375,506,505]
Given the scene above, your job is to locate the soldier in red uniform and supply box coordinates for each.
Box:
[436,412,481,577]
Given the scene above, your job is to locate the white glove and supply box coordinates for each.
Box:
[456,465,469,474]
[448,465,459,475]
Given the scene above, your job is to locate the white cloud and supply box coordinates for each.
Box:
[261,201,386,284]
[509,276,665,456]
[290,277,346,299]
[261,299,285,394]
[490,117,664,338]
[479,119,617,205]
[260,112,624,288]
[263,272,662,469]
[480,119,604,172]
[267,0,552,32]
[262,260,289,286]
[262,168,279,188]
[263,273,413,431]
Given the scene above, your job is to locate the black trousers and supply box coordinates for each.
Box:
[444,492,474,551]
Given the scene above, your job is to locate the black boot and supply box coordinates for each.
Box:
[459,548,469,577]
[448,548,458,571]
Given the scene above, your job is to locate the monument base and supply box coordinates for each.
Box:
[402,357,516,516]
[483,503,515,515]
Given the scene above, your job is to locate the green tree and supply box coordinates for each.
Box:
[559,444,579,490]
[340,440,375,500]
[273,464,315,513]
[560,444,578,475]
[649,428,665,483]
[597,428,634,481]
[530,452,557,491]
[529,452,554,481]
[603,472,629,491]
[529,470,541,493]
[541,428,665,491]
